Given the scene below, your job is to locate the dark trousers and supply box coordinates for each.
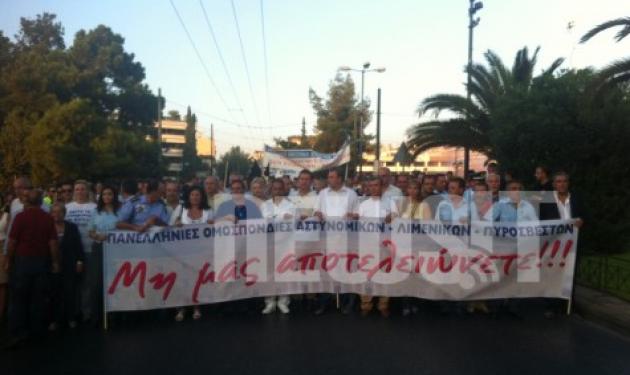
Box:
[51,272,80,324]
[8,257,51,337]
[81,243,104,323]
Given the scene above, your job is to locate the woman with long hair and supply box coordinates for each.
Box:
[401,181,432,220]
[169,186,213,321]
[400,180,432,317]
[87,185,120,325]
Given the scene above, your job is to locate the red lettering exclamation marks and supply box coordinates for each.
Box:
[537,241,549,268]
[559,240,574,267]
[548,240,561,268]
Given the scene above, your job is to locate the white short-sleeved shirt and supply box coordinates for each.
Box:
[315,187,359,218]
[359,197,398,219]
[435,197,476,222]
[169,205,213,225]
[261,198,296,220]
[65,201,97,253]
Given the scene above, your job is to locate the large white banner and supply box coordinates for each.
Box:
[262,143,351,177]
[103,219,578,312]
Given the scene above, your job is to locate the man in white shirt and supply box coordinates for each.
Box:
[164,181,181,218]
[378,167,402,201]
[289,169,317,220]
[313,169,359,316]
[358,177,397,317]
[314,170,359,221]
[261,179,296,315]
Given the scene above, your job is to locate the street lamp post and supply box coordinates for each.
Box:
[465,0,483,177]
[338,63,385,174]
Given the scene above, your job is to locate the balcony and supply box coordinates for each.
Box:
[162,134,185,144]
[162,148,183,158]
[167,163,183,172]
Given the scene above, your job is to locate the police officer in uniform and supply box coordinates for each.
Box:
[116,180,169,232]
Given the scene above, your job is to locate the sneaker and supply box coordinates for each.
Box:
[261,303,276,315]
[175,310,185,322]
[277,303,290,314]
[192,308,202,320]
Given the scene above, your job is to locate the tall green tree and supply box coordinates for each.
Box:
[182,106,203,177]
[0,13,162,186]
[580,17,630,92]
[407,46,564,157]
[215,146,251,182]
[490,68,630,252]
[27,99,105,184]
[309,74,372,170]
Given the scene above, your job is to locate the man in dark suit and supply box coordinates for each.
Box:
[539,171,584,227]
[538,171,584,318]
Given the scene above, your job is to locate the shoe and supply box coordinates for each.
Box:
[341,305,354,315]
[262,302,276,315]
[402,308,411,317]
[48,322,58,332]
[193,308,202,320]
[68,321,78,329]
[175,310,185,322]
[360,309,370,317]
[277,303,290,314]
[544,310,556,319]
[380,309,391,318]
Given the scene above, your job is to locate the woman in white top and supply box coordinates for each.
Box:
[261,179,296,315]
[170,186,213,321]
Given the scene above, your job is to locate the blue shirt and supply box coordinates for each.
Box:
[117,195,169,226]
[215,198,262,221]
[487,200,538,223]
[88,209,119,234]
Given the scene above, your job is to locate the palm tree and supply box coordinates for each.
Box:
[580,17,630,91]
[407,46,563,157]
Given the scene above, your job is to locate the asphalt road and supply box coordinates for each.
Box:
[2,303,630,375]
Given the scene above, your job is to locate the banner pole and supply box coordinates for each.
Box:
[336,293,340,309]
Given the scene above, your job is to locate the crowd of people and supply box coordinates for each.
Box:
[0,163,585,349]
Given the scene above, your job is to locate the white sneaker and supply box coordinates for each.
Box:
[262,302,276,314]
[277,302,290,314]
[175,310,185,322]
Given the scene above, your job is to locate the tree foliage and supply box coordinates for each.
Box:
[309,74,372,170]
[408,46,563,157]
[0,13,161,187]
[581,17,630,93]
[215,146,251,182]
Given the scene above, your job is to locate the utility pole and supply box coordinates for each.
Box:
[466,0,483,177]
[157,87,163,169]
[210,123,215,175]
[376,88,382,166]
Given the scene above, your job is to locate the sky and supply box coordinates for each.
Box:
[1,0,629,155]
